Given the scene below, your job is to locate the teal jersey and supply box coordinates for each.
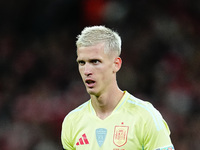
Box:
[61,91,174,150]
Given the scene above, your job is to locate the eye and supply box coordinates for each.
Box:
[78,60,85,66]
[91,59,100,65]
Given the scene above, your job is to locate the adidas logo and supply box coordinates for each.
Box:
[76,133,89,146]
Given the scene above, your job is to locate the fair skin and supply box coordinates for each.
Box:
[77,42,124,120]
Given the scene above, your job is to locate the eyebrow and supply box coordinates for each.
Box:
[76,58,83,63]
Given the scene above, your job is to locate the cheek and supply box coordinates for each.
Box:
[99,67,113,81]
[78,68,84,78]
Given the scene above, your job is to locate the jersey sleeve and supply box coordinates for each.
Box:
[143,105,175,150]
[61,115,75,150]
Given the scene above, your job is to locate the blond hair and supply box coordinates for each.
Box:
[76,26,121,56]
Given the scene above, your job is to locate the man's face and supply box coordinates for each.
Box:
[77,43,117,96]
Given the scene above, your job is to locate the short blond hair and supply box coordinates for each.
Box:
[76,26,121,56]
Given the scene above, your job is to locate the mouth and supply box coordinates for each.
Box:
[85,79,96,88]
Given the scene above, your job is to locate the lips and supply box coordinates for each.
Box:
[85,79,96,88]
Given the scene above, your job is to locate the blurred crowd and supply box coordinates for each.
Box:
[0,0,200,149]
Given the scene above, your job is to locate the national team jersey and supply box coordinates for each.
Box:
[61,91,174,150]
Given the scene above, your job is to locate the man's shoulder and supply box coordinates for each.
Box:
[64,100,90,120]
[126,93,165,131]
[126,93,160,117]
[126,93,153,110]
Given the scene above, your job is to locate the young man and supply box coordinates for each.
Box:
[61,26,174,150]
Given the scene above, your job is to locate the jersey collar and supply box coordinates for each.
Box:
[89,91,130,117]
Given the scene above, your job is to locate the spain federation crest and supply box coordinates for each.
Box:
[113,125,129,147]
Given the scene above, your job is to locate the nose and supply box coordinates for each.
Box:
[84,63,92,76]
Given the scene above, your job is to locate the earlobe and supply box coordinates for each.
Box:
[113,57,122,73]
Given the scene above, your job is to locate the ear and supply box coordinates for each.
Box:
[113,57,122,73]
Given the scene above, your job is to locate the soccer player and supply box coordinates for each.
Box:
[61,26,175,150]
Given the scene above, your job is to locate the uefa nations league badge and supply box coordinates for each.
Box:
[96,128,107,147]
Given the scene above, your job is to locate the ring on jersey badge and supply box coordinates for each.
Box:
[113,125,129,147]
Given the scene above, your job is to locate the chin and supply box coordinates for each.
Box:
[87,90,96,95]
[87,89,99,96]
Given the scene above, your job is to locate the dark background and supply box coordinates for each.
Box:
[0,0,200,149]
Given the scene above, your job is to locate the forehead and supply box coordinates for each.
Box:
[77,43,107,59]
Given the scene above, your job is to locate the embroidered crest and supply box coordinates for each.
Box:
[113,125,129,147]
[96,128,107,147]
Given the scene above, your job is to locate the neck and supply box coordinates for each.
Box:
[90,87,124,120]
